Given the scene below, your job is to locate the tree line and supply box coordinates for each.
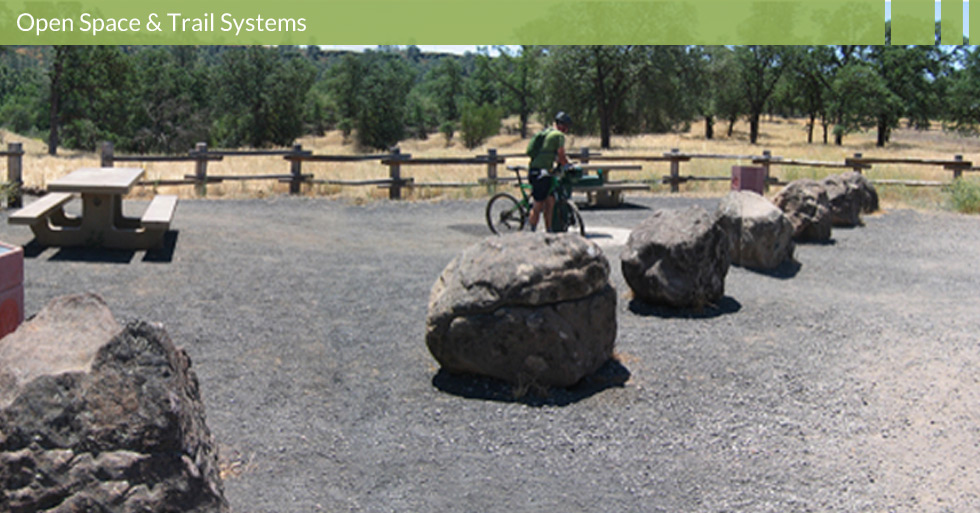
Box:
[1,38,979,156]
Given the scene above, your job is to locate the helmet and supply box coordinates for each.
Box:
[554,111,573,126]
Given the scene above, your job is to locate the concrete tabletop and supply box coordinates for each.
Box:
[48,167,145,195]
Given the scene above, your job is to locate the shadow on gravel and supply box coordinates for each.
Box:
[49,247,137,264]
[143,231,179,263]
[796,238,837,246]
[432,358,631,407]
[23,230,179,264]
[577,202,651,211]
[447,223,491,238]
[585,232,616,242]
[740,259,802,280]
[628,296,742,319]
[21,240,48,259]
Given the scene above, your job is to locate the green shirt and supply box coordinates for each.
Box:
[529,128,566,170]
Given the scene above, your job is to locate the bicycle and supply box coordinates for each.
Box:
[485,165,585,236]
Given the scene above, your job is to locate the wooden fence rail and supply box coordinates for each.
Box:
[6,141,980,207]
[584,148,975,192]
[285,147,410,199]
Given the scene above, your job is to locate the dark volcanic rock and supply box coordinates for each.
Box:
[773,179,833,242]
[426,233,616,389]
[717,191,795,269]
[620,206,731,308]
[841,171,880,214]
[821,174,863,227]
[0,293,228,513]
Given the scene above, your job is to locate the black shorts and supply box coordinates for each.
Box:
[528,168,551,202]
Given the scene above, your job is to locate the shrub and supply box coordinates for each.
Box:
[0,103,37,134]
[440,121,455,146]
[338,118,354,144]
[61,119,101,151]
[460,103,502,149]
[948,178,980,214]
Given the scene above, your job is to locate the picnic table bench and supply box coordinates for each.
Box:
[8,167,177,250]
[568,164,649,207]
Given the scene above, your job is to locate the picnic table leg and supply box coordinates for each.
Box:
[28,220,86,247]
[48,208,81,228]
[79,193,167,249]
[112,195,141,230]
[75,193,116,246]
[26,203,86,247]
[593,190,623,207]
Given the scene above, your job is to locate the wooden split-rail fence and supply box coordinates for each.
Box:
[1,141,979,207]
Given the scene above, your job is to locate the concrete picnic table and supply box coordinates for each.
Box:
[8,167,178,250]
[570,164,649,207]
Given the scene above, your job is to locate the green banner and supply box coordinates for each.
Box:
[972,0,980,44]
[939,0,963,45]
[0,0,885,44]
[891,0,935,44]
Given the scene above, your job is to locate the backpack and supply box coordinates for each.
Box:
[525,128,552,159]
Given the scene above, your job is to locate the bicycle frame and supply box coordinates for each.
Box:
[509,165,571,207]
[486,165,584,235]
[518,166,579,230]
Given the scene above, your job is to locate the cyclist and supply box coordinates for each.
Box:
[527,111,573,232]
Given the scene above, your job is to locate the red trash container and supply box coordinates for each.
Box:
[0,242,24,339]
[731,166,766,195]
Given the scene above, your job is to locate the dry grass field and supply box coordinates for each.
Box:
[4,116,980,210]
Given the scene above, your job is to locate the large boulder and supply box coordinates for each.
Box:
[717,191,795,269]
[620,206,730,308]
[426,233,616,389]
[0,294,228,513]
[773,179,833,242]
[821,174,863,227]
[841,171,879,213]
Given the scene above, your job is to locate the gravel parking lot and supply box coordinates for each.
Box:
[2,194,979,512]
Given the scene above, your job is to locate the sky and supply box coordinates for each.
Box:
[323,1,967,54]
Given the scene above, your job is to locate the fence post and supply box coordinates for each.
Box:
[953,154,964,180]
[290,144,304,194]
[388,147,403,200]
[485,148,498,195]
[761,149,772,192]
[100,141,114,168]
[7,143,23,208]
[851,153,864,174]
[668,148,681,193]
[194,142,208,197]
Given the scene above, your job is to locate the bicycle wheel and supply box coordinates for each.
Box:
[549,198,567,233]
[566,200,586,236]
[551,199,585,235]
[486,193,526,234]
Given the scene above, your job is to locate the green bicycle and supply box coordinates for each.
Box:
[485,165,585,236]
